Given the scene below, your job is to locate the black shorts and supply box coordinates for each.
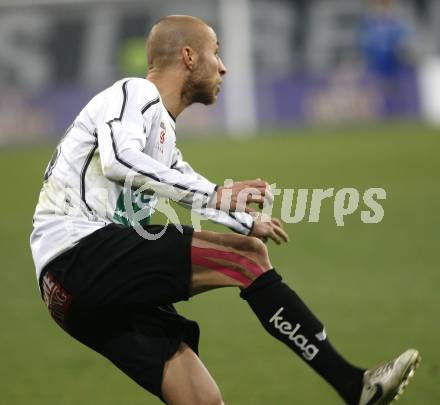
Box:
[39,223,199,401]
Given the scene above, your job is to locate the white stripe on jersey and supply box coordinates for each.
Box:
[30,78,254,280]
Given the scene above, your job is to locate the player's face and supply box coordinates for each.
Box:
[188,27,227,105]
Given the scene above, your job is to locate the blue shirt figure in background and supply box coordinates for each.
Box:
[359,0,417,118]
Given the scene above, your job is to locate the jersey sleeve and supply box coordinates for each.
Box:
[171,147,255,235]
[96,79,217,207]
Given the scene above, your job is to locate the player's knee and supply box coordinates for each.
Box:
[205,390,224,405]
[242,236,271,270]
[246,236,268,256]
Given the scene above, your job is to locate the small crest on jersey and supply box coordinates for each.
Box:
[160,130,166,144]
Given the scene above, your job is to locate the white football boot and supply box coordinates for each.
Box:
[358,349,421,405]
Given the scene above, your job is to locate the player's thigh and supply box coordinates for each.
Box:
[190,230,272,294]
[162,343,224,405]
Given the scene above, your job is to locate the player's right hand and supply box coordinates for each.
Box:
[250,213,289,245]
[212,179,273,213]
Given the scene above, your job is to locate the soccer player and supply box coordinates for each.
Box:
[31,15,419,405]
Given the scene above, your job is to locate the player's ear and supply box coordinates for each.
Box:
[181,46,197,71]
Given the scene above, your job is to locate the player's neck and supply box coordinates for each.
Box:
[147,70,187,120]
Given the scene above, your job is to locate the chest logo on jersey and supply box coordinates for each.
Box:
[113,189,152,227]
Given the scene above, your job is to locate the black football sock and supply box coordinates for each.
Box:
[240,269,364,405]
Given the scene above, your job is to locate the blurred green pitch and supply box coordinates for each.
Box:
[0,123,438,404]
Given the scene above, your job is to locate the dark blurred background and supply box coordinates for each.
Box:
[1,0,440,144]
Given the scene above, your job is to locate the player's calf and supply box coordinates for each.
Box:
[162,343,224,405]
[191,231,365,405]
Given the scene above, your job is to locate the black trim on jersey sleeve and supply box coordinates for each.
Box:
[141,96,160,115]
[105,80,211,198]
[119,81,129,120]
[228,212,253,232]
[80,133,98,214]
[227,219,255,235]
[107,122,209,196]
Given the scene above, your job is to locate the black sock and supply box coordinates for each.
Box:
[240,269,364,405]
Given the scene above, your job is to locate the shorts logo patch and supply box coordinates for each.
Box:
[42,272,72,330]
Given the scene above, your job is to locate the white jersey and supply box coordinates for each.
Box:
[30,78,254,280]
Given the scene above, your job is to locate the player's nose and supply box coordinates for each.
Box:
[219,57,227,76]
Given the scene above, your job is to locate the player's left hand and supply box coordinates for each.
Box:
[250,213,289,245]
